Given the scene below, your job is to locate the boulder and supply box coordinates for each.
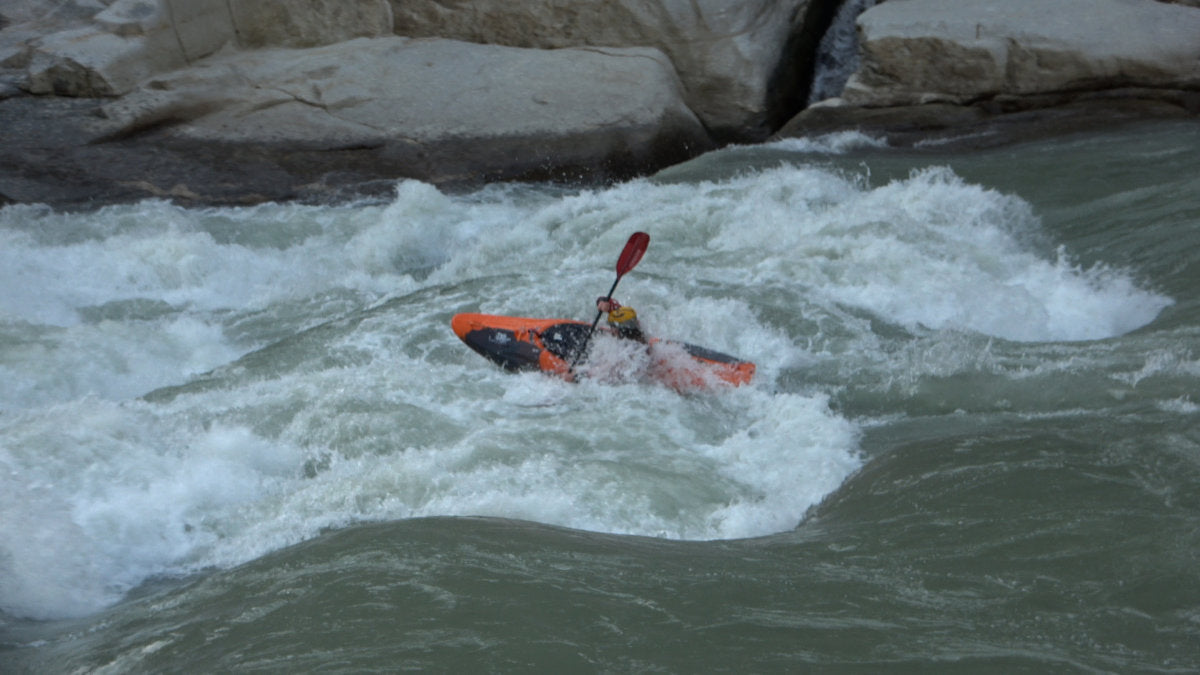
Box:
[0,0,107,30]
[386,0,831,141]
[99,37,713,187]
[775,91,1198,151]
[229,0,392,49]
[1,0,107,70]
[22,0,227,96]
[843,0,1200,107]
[10,0,832,138]
[16,0,392,96]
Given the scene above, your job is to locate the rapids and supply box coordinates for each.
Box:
[2,120,1198,672]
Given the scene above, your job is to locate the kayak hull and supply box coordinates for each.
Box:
[451,313,755,388]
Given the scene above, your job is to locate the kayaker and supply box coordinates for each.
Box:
[596,297,646,342]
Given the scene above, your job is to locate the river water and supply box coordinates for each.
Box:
[2,121,1198,671]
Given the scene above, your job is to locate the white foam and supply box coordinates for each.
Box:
[636,164,1171,342]
[1156,397,1198,414]
[768,130,888,154]
[0,316,239,409]
[0,159,1175,621]
[0,401,307,619]
[697,394,862,538]
[0,335,859,619]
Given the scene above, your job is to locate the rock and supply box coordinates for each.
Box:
[22,0,224,96]
[96,0,234,62]
[96,37,712,190]
[775,89,1198,151]
[10,0,834,138]
[24,27,176,96]
[779,98,987,138]
[16,0,392,96]
[229,0,392,49]
[10,0,1196,209]
[0,0,107,29]
[0,0,106,71]
[386,0,832,141]
[843,0,1200,107]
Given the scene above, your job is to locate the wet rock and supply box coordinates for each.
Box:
[0,37,712,207]
[15,0,393,96]
[776,90,1200,151]
[843,0,1200,107]
[386,0,828,141]
[2,0,1198,208]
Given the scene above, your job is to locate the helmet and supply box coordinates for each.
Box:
[608,306,637,324]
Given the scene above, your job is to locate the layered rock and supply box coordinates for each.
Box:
[777,0,1200,148]
[99,37,711,184]
[13,0,393,96]
[3,0,1199,207]
[231,0,392,49]
[842,0,1200,107]
[386,0,830,140]
[0,0,824,205]
[5,0,824,140]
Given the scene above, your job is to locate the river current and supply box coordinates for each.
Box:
[2,121,1198,671]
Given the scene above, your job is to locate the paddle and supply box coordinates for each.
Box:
[569,231,650,373]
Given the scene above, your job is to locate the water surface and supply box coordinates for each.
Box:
[2,121,1198,671]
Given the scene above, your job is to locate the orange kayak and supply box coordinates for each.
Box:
[451,313,754,389]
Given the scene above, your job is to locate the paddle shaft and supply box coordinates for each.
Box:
[568,233,648,372]
[569,277,623,372]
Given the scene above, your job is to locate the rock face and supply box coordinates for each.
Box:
[774,0,1200,149]
[16,0,394,96]
[842,0,1200,107]
[230,0,393,49]
[100,37,711,184]
[2,0,1199,207]
[0,0,823,205]
[386,0,827,141]
[6,0,822,140]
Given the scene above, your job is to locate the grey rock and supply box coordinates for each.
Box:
[843,0,1200,107]
[386,0,825,141]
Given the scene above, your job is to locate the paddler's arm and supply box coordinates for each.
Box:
[596,297,645,342]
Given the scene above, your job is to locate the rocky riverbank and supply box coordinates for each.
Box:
[1,0,1197,208]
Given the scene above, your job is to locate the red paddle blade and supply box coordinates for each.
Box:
[616,231,650,277]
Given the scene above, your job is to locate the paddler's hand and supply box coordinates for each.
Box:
[596,297,621,313]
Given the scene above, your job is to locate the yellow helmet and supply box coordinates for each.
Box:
[608,306,638,324]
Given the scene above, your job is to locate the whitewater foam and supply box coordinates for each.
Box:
[0,158,1175,620]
